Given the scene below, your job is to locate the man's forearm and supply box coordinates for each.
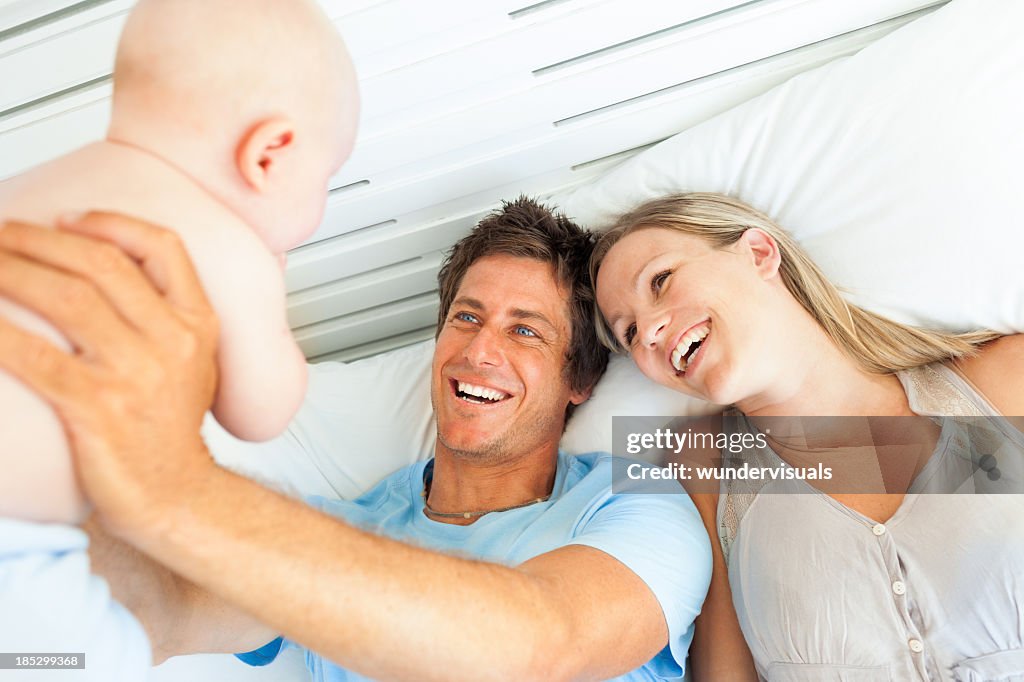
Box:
[84,516,189,662]
[115,460,575,682]
[85,515,281,663]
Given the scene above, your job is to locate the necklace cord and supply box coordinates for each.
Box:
[421,461,551,519]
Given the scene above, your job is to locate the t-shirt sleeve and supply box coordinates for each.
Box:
[565,468,713,681]
[236,636,286,666]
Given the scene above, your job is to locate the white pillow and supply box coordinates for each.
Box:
[552,0,1024,334]
[212,0,1024,500]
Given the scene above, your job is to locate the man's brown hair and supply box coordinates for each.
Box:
[436,196,609,412]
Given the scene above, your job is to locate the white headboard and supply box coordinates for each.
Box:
[0,0,945,361]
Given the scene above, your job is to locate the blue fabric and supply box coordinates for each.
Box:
[0,519,152,681]
[236,636,284,666]
[238,452,711,681]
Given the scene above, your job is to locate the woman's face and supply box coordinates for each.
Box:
[595,226,786,406]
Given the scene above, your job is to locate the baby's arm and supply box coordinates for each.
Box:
[188,227,307,442]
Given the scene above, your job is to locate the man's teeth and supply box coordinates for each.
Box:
[457,381,509,402]
[670,323,710,372]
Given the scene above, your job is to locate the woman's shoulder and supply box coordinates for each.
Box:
[952,334,1024,417]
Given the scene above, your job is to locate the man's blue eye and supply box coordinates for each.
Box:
[455,312,478,323]
[514,326,537,337]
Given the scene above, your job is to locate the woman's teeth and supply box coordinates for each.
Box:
[670,323,710,372]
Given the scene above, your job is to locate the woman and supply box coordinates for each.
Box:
[590,192,1024,681]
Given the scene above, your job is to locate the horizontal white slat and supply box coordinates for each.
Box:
[284,7,917,298]
[342,0,665,78]
[0,0,130,61]
[0,1,935,185]
[0,1,745,146]
[0,72,108,129]
[0,0,394,117]
[332,1,933,201]
[1,0,926,176]
[285,212,480,293]
[293,291,439,358]
[0,16,121,114]
[0,88,110,179]
[338,0,509,78]
[0,0,84,33]
[313,326,436,363]
[352,0,751,136]
[307,9,927,247]
[287,250,444,327]
[285,136,639,289]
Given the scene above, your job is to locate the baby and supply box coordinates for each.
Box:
[0,0,358,675]
[0,0,358,524]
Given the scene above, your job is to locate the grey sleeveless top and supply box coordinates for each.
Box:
[717,363,1024,682]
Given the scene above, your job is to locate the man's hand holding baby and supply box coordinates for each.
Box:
[0,213,220,538]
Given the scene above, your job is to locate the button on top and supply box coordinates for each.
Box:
[892,581,906,596]
[908,638,924,653]
[872,523,886,536]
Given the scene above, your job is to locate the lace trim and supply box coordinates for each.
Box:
[899,364,985,418]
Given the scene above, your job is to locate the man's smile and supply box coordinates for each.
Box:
[449,377,513,407]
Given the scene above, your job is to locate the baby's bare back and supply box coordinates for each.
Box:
[0,142,307,524]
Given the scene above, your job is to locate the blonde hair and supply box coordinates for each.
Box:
[590,192,1000,373]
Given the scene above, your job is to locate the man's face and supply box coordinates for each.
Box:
[431,254,590,464]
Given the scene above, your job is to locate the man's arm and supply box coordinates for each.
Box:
[123,464,670,681]
[90,457,671,680]
[83,516,277,664]
[0,215,673,681]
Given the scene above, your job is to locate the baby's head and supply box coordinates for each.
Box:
[108,0,359,253]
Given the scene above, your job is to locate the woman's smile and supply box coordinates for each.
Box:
[669,319,711,374]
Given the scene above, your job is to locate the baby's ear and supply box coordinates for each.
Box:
[235,118,296,192]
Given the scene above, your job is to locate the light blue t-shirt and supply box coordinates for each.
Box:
[240,452,711,681]
[0,519,152,681]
